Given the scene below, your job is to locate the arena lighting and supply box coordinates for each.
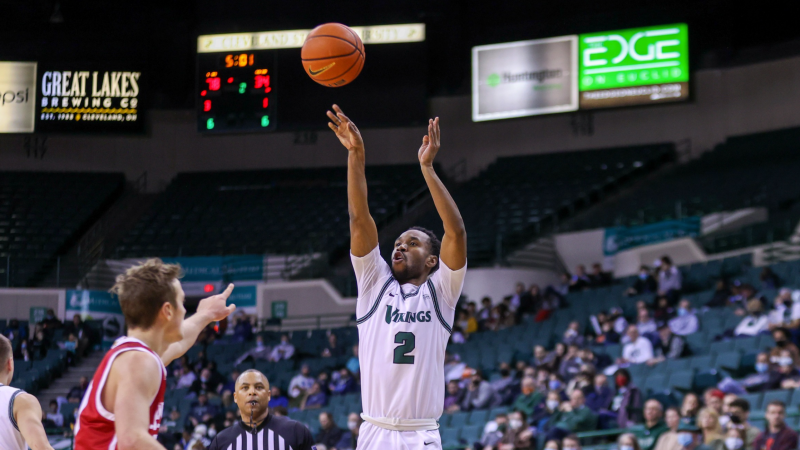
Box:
[197,23,426,52]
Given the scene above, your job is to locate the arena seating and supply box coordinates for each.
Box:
[0,172,124,287]
[159,250,800,450]
[1,318,74,394]
[411,144,675,265]
[568,127,800,253]
[113,164,436,258]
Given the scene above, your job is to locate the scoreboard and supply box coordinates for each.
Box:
[196,50,276,133]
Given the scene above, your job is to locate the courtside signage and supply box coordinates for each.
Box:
[0,62,37,133]
[472,35,579,121]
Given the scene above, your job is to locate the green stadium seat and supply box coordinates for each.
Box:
[440,427,460,448]
[460,425,483,444]
[738,393,764,411]
[715,351,742,372]
[467,409,490,426]
[762,390,792,411]
[449,411,469,428]
[667,369,695,392]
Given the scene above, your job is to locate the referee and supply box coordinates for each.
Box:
[207,369,315,450]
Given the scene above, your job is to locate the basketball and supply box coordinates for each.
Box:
[301,23,365,87]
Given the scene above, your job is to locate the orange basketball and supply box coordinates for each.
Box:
[301,23,365,87]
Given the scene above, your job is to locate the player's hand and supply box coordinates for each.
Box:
[197,283,236,322]
[418,117,440,167]
[327,104,364,152]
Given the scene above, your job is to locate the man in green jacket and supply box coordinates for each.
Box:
[637,399,670,450]
[546,389,598,440]
[513,377,543,418]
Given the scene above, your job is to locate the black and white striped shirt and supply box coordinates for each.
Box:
[207,414,315,450]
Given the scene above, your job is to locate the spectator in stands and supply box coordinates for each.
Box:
[670,299,699,336]
[653,296,675,326]
[315,412,344,449]
[268,334,294,362]
[67,376,89,400]
[478,297,493,324]
[330,368,357,395]
[704,389,725,415]
[161,408,183,431]
[544,439,563,450]
[681,393,701,424]
[552,343,568,369]
[753,401,798,450]
[597,316,622,345]
[532,345,557,371]
[337,412,363,450]
[532,391,563,428]
[618,433,643,450]
[288,364,314,399]
[321,333,345,358]
[301,382,328,410]
[638,400,670,450]
[768,349,800,389]
[30,329,49,359]
[492,364,520,405]
[456,310,478,336]
[648,324,689,366]
[510,283,529,314]
[613,368,644,428]
[570,265,592,292]
[657,256,682,304]
[190,368,220,395]
[559,344,584,380]
[734,300,769,337]
[563,434,581,450]
[523,285,542,317]
[620,325,654,366]
[585,374,613,413]
[655,407,682,450]
[727,398,761,450]
[759,268,780,290]
[562,322,585,348]
[707,280,735,309]
[512,376,542,418]
[548,373,567,398]
[188,392,219,427]
[698,408,725,450]
[768,289,799,332]
[233,337,271,364]
[64,314,91,357]
[474,412,507,450]
[461,370,498,411]
[232,314,253,342]
[45,400,63,428]
[627,266,659,297]
[545,389,597,440]
[610,307,629,334]
[444,380,464,413]
[346,344,360,376]
[498,410,534,450]
[2,319,27,341]
[41,308,62,337]
[725,426,747,450]
[266,386,288,409]
[769,328,800,366]
[738,353,772,392]
[590,263,612,287]
[219,369,239,395]
[176,366,197,389]
[565,366,594,399]
[637,309,658,337]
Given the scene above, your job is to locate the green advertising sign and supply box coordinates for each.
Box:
[30,307,48,325]
[579,23,689,91]
[271,301,288,319]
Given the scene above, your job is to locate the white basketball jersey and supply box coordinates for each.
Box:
[0,384,28,450]
[352,246,466,420]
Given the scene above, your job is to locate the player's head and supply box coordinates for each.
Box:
[234,369,270,421]
[111,258,185,344]
[0,335,14,385]
[391,226,441,282]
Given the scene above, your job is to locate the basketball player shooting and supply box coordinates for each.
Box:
[74,260,237,450]
[328,104,467,449]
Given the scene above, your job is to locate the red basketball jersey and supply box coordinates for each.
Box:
[74,337,166,450]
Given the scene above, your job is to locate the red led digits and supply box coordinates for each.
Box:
[262,98,269,108]
[204,100,212,112]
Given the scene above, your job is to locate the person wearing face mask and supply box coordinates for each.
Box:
[545,389,597,441]
[530,391,563,429]
[334,412,364,450]
[768,328,800,367]
[559,345,584,381]
[654,407,682,450]
[674,423,704,450]
[725,426,747,450]
[492,411,533,450]
[492,364,521,405]
[585,374,613,414]
[734,300,769,337]
[562,434,582,450]
[544,439,563,450]
[618,432,643,450]
[669,299,699,336]
[234,335,272,365]
[268,334,295,362]
[473,413,507,450]
[764,349,800,389]
[739,353,773,391]
[626,266,658,297]
[461,370,500,411]
[612,369,643,428]
[727,399,761,450]
[512,377,543,418]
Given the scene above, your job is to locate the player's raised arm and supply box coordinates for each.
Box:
[328,104,378,257]
[13,393,54,450]
[419,118,466,270]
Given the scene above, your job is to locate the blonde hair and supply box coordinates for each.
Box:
[698,407,723,444]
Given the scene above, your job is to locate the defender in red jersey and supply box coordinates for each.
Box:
[75,259,236,450]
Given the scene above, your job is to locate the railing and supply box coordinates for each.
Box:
[258,312,355,331]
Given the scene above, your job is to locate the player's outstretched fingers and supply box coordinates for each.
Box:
[219,283,235,299]
[327,110,341,124]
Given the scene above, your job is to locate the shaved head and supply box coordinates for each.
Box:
[236,369,269,389]
[234,369,271,427]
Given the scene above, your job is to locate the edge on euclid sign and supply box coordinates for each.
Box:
[198,23,426,53]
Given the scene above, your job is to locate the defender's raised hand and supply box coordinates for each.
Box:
[327,104,364,152]
[196,283,236,322]
[418,117,441,167]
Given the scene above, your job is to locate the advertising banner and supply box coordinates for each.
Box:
[603,217,701,256]
[0,62,37,133]
[65,290,125,345]
[472,35,578,121]
[161,255,264,283]
[579,24,689,108]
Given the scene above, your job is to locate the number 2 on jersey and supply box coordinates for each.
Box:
[393,331,415,364]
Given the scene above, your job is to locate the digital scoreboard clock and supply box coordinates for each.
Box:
[196,50,276,133]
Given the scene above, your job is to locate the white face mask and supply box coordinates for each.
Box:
[509,419,523,430]
[347,420,358,431]
[564,447,578,450]
[620,445,634,450]
[718,415,731,427]
[207,428,217,438]
[725,438,743,450]
[547,400,560,411]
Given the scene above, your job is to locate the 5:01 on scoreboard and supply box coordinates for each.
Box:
[196,50,276,132]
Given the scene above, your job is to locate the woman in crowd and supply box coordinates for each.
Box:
[697,407,725,450]
[617,432,643,450]
[680,393,700,424]
[654,407,682,450]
